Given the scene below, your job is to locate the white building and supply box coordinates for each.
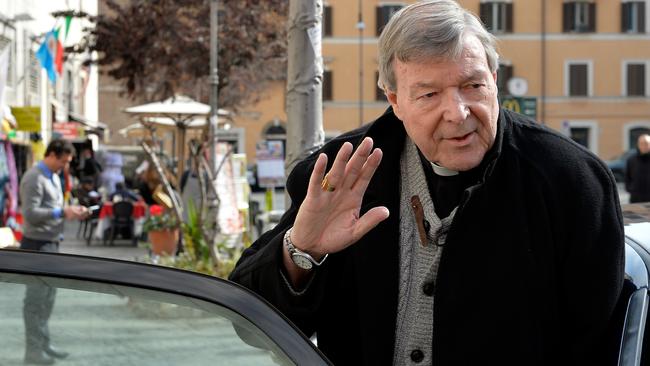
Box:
[0,0,99,158]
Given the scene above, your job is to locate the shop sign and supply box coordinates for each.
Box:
[53,122,84,140]
[256,140,285,188]
[500,97,537,119]
[12,107,41,132]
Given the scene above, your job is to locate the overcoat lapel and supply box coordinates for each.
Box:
[352,112,405,363]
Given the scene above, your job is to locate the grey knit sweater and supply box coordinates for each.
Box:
[20,164,64,241]
[393,139,456,365]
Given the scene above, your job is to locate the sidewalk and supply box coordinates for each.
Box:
[58,220,148,262]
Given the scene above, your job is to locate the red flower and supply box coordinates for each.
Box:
[149,204,164,216]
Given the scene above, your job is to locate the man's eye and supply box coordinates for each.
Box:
[470,83,484,89]
[420,92,437,99]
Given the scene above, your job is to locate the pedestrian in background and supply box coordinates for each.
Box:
[626,134,650,203]
[78,148,102,188]
[109,182,141,203]
[19,139,89,365]
[229,1,624,364]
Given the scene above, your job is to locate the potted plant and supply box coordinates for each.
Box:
[143,204,180,256]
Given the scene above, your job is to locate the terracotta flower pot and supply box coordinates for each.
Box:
[149,229,179,256]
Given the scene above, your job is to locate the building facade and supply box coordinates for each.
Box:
[0,0,99,167]
[235,0,650,163]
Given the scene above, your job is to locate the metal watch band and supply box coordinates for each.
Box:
[283,228,328,269]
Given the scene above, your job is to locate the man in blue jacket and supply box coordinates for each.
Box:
[230,1,624,364]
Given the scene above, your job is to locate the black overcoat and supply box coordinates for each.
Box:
[230,108,624,365]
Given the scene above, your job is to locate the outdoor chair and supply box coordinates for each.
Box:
[103,201,137,247]
[84,205,102,246]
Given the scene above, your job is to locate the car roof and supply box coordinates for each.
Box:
[0,249,330,365]
[623,203,650,246]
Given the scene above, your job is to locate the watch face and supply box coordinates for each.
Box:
[292,254,313,270]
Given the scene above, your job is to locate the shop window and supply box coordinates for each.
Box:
[480,2,513,33]
[563,1,596,33]
[622,1,646,33]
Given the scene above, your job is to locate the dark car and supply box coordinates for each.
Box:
[0,250,330,365]
[607,149,637,182]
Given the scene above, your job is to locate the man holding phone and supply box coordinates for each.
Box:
[19,139,89,365]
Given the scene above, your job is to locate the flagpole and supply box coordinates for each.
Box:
[40,69,49,144]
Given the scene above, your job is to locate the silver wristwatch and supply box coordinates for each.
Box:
[284,228,328,270]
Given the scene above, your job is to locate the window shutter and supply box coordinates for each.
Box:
[376,6,383,36]
[323,70,332,101]
[563,3,574,32]
[622,2,630,32]
[323,6,332,37]
[627,64,646,96]
[480,3,493,31]
[505,3,513,32]
[570,64,588,96]
[636,1,645,33]
[588,2,596,32]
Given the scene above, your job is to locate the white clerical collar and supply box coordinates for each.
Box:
[431,162,459,176]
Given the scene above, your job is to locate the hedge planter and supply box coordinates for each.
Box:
[149,229,179,256]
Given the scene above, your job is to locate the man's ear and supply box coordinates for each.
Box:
[385,89,402,120]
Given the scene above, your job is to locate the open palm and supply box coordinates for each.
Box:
[290,137,390,258]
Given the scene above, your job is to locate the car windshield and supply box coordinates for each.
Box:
[0,273,294,366]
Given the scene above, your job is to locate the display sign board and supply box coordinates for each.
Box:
[12,107,40,132]
[501,97,537,119]
[53,122,84,140]
[256,140,285,188]
[215,143,245,235]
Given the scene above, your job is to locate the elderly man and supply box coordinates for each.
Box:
[626,134,650,203]
[230,1,624,365]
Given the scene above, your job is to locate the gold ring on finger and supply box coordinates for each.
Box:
[321,174,336,192]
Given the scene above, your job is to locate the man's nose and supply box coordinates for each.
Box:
[442,89,469,124]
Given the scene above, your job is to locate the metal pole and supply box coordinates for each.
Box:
[285,0,324,173]
[285,0,324,208]
[541,0,546,124]
[357,0,364,126]
[209,0,219,172]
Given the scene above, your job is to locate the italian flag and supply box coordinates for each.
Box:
[54,28,63,75]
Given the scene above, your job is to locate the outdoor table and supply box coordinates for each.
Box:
[94,201,147,239]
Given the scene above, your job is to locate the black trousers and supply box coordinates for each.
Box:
[20,237,59,354]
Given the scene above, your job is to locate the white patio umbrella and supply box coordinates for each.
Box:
[118,117,212,138]
[124,95,230,175]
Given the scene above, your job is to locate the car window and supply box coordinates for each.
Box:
[0,273,294,366]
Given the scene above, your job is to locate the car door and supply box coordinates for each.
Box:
[0,249,330,365]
